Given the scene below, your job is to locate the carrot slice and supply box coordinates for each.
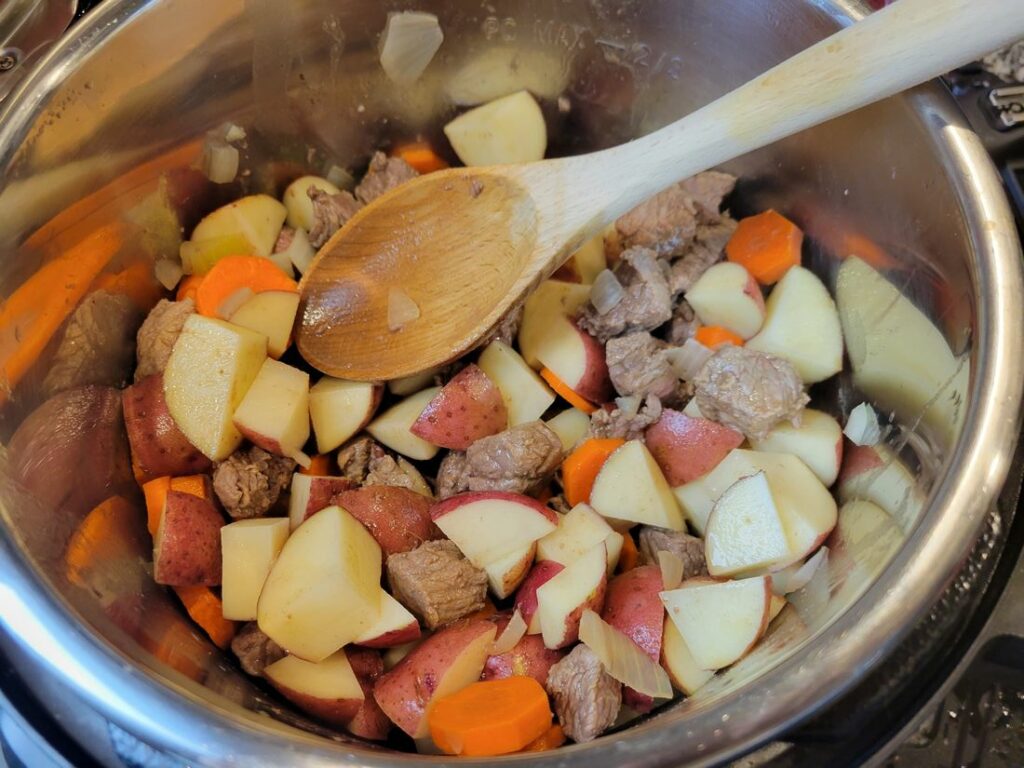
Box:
[142,475,209,536]
[174,585,237,649]
[693,326,744,349]
[65,496,136,586]
[562,438,625,507]
[726,210,803,285]
[428,677,553,757]
[393,141,449,174]
[618,533,640,573]
[299,454,332,476]
[0,222,122,406]
[540,368,597,414]
[194,255,297,318]
[176,273,205,303]
[519,724,566,752]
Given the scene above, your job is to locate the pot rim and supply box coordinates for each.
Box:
[1,1,1022,766]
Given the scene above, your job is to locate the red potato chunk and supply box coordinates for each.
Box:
[333,485,441,557]
[411,364,508,450]
[482,613,565,685]
[601,565,665,712]
[644,408,743,486]
[153,490,224,586]
[122,373,212,479]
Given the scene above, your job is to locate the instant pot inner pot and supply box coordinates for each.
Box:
[0,0,1006,765]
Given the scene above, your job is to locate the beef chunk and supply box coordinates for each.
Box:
[547,493,573,516]
[664,301,699,346]
[354,151,419,205]
[231,622,286,677]
[546,645,621,743]
[213,446,295,519]
[386,540,488,629]
[336,437,432,496]
[577,247,673,342]
[435,421,564,498]
[678,171,737,221]
[44,291,141,398]
[605,332,683,402]
[589,394,663,441]
[135,298,194,381]
[273,226,295,253]
[307,187,363,249]
[638,526,708,579]
[694,346,808,441]
[483,303,525,348]
[668,216,738,296]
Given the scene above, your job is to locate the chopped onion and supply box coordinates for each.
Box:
[280,227,316,275]
[579,610,672,699]
[201,138,239,184]
[388,287,420,331]
[179,240,198,275]
[490,610,527,655]
[590,268,625,315]
[288,449,312,470]
[658,550,685,590]
[218,287,255,320]
[325,165,354,190]
[782,547,829,595]
[786,552,831,624]
[223,123,246,142]
[154,259,184,290]
[267,249,296,278]
[665,338,713,381]
[615,395,640,417]
[844,402,882,446]
[379,12,443,86]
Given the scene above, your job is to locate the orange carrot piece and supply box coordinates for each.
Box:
[562,438,625,507]
[194,255,297,318]
[299,454,332,476]
[142,475,208,536]
[519,724,566,752]
[540,368,597,414]
[693,326,744,349]
[726,210,803,285]
[839,232,899,270]
[173,585,237,649]
[618,533,640,573]
[428,677,553,757]
[393,141,449,174]
[65,496,136,586]
[93,258,164,311]
[0,223,122,406]
[176,273,205,303]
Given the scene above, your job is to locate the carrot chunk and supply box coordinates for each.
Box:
[174,585,237,649]
[693,326,744,349]
[618,533,640,573]
[65,496,136,586]
[519,724,566,752]
[540,368,597,414]
[393,141,449,174]
[142,475,209,536]
[299,454,332,476]
[176,273,205,303]
[194,255,297,318]
[428,677,553,756]
[562,438,625,507]
[726,210,803,285]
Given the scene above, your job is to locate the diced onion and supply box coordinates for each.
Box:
[280,227,316,275]
[201,139,239,184]
[223,123,247,142]
[267,250,296,278]
[844,402,882,446]
[782,547,829,595]
[179,240,198,275]
[665,338,713,381]
[786,552,831,624]
[325,165,354,190]
[490,610,527,655]
[590,268,625,316]
[218,287,255,320]
[288,449,312,469]
[658,550,685,590]
[379,12,444,86]
[388,287,420,331]
[615,395,640,417]
[154,259,184,290]
[579,610,672,699]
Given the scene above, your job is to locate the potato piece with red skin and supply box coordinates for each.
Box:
[154,490,224,586]
[122,374,212,480]
[333,485,441,557]
[410,364,508,450]
[346,648,393,741]
[482,613,565,685]
[264,650,364,727]
[373,619,497,739]
[513,560,565,634]
[645,409,743,486]
[601,565,665,712]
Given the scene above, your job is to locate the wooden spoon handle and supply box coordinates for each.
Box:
[535,0,1024,254]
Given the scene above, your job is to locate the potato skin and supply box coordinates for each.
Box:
[346,648,393,741]
[410,364,508,450]
[122,373,212,479]
[601,565,664,711]
[153,490,224,586]
[483,613,565,685]
[333,485,440,557]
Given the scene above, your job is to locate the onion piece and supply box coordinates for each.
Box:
[325,165,354,190]
[288,449,312,470]
[223,123,246,142]
[179,240,199,275]
[379,12,444,86]
[590,268,625,315]
[490,610,527,655]
[844,402,882,446]
[783,547,829,595]
[387,287,420,331]
[614,395,640,417]
[201,138,239,184]
[665,338,713,381]
[218,287,255,320]
[154,259,184,290]
[658,550,685,590]
[579,610,672,699]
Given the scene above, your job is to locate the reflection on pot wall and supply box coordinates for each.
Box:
[0,0,976,759]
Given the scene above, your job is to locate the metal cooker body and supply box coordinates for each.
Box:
[0,0,1021,766]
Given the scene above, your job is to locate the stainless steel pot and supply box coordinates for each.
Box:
[0,0,1021,766]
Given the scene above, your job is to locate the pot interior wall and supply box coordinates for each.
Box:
[0,0,974,759]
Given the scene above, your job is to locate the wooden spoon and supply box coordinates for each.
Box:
[298,0,1024,381]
